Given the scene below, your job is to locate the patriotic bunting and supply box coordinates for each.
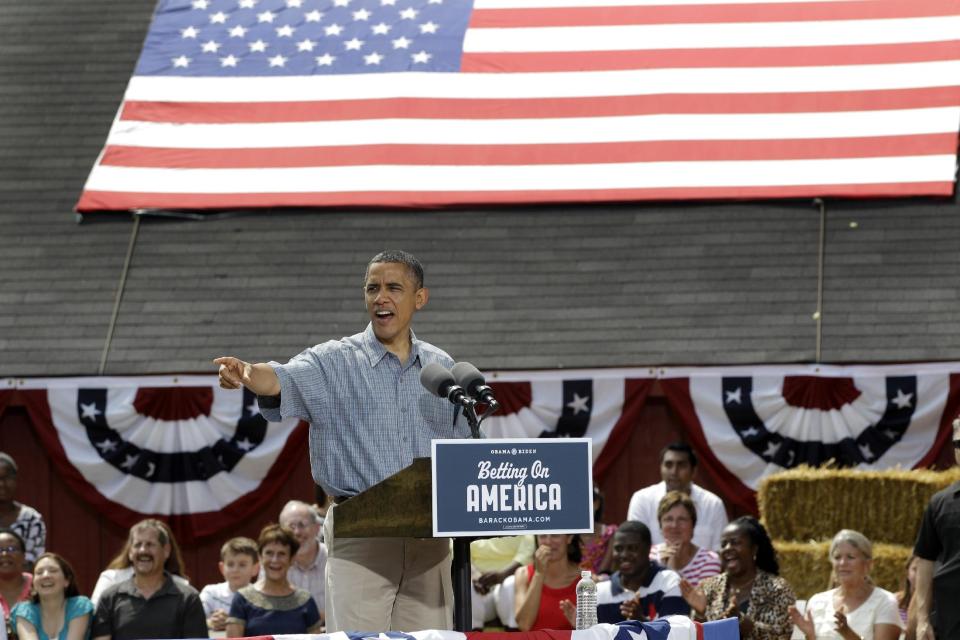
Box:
[260,616,735,640]
[12,376,308,543]
[3,363,959,540]
[76,0,960,212]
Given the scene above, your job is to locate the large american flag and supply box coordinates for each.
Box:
[77,0,960,211]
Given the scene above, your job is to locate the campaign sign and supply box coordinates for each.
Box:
[431,438,593,537]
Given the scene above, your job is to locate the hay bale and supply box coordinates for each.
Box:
[774,540,913,600]
[758,466,960,547]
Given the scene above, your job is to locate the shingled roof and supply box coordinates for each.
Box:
[2,0,959,377]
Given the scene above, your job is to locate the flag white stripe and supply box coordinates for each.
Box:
[122,61,960,101]
[104,108,960,148]
[84,155,955,193]
[464,16,960,52]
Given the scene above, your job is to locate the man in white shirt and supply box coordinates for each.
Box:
[626,442,728,551]
[279,500,328,623]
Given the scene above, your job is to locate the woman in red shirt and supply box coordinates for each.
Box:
[514,534,582,631]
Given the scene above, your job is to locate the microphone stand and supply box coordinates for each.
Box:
[452,396,499,631]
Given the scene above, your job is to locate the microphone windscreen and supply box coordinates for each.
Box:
[420,362,455,397]
[451,361,485,394]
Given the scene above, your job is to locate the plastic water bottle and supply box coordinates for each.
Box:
[575,570,598,630]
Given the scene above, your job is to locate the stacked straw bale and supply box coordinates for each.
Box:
[757,466,960,600]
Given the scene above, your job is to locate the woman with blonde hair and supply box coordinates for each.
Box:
[789,530,902,640]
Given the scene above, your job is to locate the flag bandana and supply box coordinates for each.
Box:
[76,0,960,212]
[671,366,953,490]
[272,616,736,640]
[14,376,307,542]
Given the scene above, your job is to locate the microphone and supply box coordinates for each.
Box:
[420,363,473,407]
[451,361,498,405]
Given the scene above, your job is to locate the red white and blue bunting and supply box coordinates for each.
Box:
[5,376,307,543]
[3,363,958,540]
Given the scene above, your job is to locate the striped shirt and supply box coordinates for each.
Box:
[258,323,464,496]
[649,544,722,587]
[596,562,688,624]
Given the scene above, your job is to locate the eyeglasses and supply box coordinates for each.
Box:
[0,545,22,554]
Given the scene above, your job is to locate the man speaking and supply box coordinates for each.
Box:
[215,250,466,632]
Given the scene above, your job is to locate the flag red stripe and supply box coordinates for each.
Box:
[468,0,960,28]
[99,135,959,169]
[75,182,957,213]
[461,41,960,72]
[118,86,960,123]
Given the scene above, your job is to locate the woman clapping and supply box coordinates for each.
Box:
[789,530,901,640]
[684,516,795,640]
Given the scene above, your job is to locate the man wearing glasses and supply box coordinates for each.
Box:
[913,418,960,640]
[278,500,327,625]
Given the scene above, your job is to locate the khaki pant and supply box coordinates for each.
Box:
[323,502,453,632]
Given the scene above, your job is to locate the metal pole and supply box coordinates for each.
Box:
[813,198,826,363]
[452,537,473,631]
[99,214,140,374]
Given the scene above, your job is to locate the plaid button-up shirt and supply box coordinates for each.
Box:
[259,323,465,497]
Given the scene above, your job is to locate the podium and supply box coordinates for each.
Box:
[333,457,475,631]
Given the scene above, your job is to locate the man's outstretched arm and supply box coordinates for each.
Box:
[214,357,281,397]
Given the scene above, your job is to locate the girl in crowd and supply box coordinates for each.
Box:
[514,534,582,631]
[90,520,189,607]
[683,516,795,640]
[0,453,46,569]
[579,487,616,580]
[789,530,902,640]
[225,524,321,637]
[651,491,721,586]
[894,555,918,640]
[11,553,93,640]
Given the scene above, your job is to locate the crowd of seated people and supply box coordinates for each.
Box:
[3,442,927,640]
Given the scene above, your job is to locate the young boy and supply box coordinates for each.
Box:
[200,537,260,631]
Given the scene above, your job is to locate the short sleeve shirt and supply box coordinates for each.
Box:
[227,585,320,636]
[913,480,960,639]
[805,587,901,640]
[10,505,45,565]
[92,574,208,640]
[258,324,466,496]
[11,596,94,640]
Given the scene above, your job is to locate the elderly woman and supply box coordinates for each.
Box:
[0,453,46,569]
[11,553,93,640]
[651,490,721,586]
[226,524,321,637]
[514,534,582,631]
[684,516,795,640]
[789,530,902,640]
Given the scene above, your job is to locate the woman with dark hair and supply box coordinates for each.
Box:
[0,528,31,620]
[225,524,321,637]
[579,487,616,580]
[514,534,582,631]
[11,553,93,640]
[0,453,46,570]
[90,519,189,607]
[683,516,795,640]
